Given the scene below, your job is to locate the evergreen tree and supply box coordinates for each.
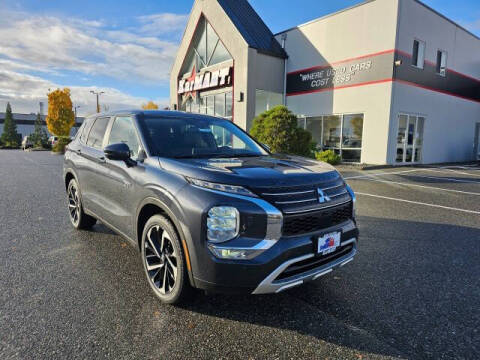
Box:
[0,103,20,148]
[30,113,49,148]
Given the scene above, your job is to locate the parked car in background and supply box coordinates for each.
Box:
[63,111,358,304]
[49,136,59,147]
[22,136,33,150]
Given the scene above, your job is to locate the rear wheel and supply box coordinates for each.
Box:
[67,179,96,229]
[141,215,192,304]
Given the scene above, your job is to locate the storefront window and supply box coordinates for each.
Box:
[322,115,341,149]
[183,91,232,119]
[215,93,225,118]
[299,113,364,163]
[225,92,232,120]
[305,117,322,149]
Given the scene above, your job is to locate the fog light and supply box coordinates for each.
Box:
[209,247,249,259]
[207,206,239,243]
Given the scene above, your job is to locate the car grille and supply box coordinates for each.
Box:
[249,177,353,236]
[282,201,353,236]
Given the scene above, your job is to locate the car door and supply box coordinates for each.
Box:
[100,115,144,238]
[80,116,112,217]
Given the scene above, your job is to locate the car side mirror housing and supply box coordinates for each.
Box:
[104,142,131,161]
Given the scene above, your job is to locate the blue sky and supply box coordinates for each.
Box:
[1,0,478,115]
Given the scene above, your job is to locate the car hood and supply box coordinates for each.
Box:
[158,154,340,187]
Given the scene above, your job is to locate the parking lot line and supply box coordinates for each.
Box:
[355,192,480,215]
[344,169,420,180]
[398,173,480,184]
[422,168,480,178]
[353,177,480,196]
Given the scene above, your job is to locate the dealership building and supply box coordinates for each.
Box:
[170,0,480,164]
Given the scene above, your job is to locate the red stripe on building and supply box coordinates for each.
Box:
[394,79,480,103]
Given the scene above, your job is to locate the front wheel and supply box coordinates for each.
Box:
[141,215,192,304]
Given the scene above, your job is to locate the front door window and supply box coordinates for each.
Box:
[396,114,425,163]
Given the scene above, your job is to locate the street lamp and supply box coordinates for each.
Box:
[74,105,81,119]
[90,90,105,113]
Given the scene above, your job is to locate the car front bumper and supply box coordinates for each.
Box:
[192,219,358,294]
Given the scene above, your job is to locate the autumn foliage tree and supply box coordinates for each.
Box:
[46,88,75,136]
[142,101,159,110]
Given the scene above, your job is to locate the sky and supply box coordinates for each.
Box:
[0,0,478,116]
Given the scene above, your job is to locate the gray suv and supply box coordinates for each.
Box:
[63,110,358,304]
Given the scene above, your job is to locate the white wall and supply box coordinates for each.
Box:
[276,0,399,164]
[389,0,480,164]
[390,82,480,163]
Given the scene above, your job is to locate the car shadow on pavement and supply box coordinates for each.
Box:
[178,216,480,360]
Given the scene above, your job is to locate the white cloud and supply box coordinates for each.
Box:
[0,8,184,114]
[137,13,189,36]
[0,11,181,83]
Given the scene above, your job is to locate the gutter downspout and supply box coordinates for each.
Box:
[281,33,288,106]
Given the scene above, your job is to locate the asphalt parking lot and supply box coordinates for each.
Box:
[1,150,479,360]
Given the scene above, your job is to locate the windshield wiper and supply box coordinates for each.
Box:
[173,153,225,159]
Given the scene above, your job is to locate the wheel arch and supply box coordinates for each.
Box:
[136,197,195,286]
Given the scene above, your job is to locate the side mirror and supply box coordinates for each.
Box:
[104,142,131,161]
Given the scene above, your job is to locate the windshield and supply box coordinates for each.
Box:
[140,116,268,158]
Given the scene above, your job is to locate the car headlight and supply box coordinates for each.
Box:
[187,177,257,197]
[345,184,356,218]
[207,206,240,243]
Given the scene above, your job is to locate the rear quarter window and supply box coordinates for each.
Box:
[86,117,110,149]
[79,117,95,144]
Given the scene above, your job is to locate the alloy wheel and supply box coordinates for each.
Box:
[68,183,80,226]
[144,225,178,295]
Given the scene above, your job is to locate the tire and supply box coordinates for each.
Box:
[67,178,97,230]
[141,215,192,304]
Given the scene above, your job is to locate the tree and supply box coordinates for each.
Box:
[30,113,49,148]
[0,102,20,148]
[250,105,313,157]
[142,101,159,110]
[46,88,75,136]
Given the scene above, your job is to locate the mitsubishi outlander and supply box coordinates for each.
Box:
[63,111,358,304]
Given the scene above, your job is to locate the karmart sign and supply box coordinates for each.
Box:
[178,66,232,95]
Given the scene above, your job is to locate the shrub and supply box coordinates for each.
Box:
[250,105,314,157]
[30,113,49,148]
[52,136,71,153]
[315,150,341,165]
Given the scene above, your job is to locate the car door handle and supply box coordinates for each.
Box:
[97,156,106,163]
[75,149,82,154]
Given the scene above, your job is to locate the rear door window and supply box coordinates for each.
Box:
[86,117,110,149]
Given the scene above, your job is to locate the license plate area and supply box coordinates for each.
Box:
[317,231,341,255]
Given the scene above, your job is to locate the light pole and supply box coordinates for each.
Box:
[74,105,81,119]
[90,91,105,113]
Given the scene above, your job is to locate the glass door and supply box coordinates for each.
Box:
[396,114,425,164]
[396,115,407,162]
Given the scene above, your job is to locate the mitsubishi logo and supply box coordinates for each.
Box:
[317,188,331,203]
